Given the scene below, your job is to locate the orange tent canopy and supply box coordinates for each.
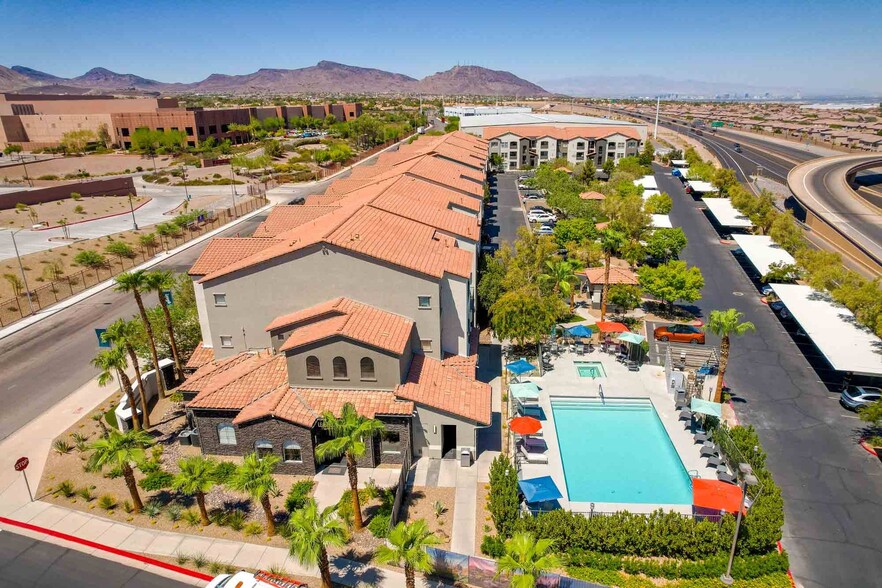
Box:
[693,478,745,514]
[595,321,629,333]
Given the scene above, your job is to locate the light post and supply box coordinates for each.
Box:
[4,228,35,314]
[179,166,190,204]
[127,193,138,230]
[720,463,759,586]
[19,152,33,188]
[228,163,239,218]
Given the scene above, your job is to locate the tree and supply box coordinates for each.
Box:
[496,532,562,588]
[88,429,154,511]
[286,499,346,588]
[375,520,440,588]
[172,456,217,526]
[538,260,579,309]
[637,260,704,311]
[3,144,22,156]
[644,227,688,262]
[488,454,520,537]
[115,270,165,396]
[712,168,740,197]
[705,309,756,402]
[602,157,616,177]
[490,288,565,347]
[314,403,385,531]
[608,284,642,312]
[60,129,96,154]
[576,159,596,183]
[614,156,650,177]
[155,223,179,251]
[43,258,64,281]
[644,192,673,214]
[762,261,800,283]
[3,273,23,297]
[228,452,280,536]
[638,141,655,167]
[768,210,805,254]
[328,143,353,164]
[144,270,183,381]
[105,241,135,266]
[262,139,283,159]
[552,218,597,246]
[444,116,460,133]
[92,346,141,431]
[130,128,161,170]
[96,123,111,147]
[74,250,108,270]
[139,232,159,256]
[478,253,507,310]
[599,228,627,321]
[567,239,603,268]
[490,153,504,171]
[102,318,150,429]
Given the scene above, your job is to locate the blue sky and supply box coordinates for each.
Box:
[2,0,880,92]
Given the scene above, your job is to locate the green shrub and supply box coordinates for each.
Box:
[138,470,174,491]
[76,487,95,502]
[71,432,90,452]
[227,510,246,531]
[166,504,183,522]
[55,480,75,497]
[53,439,73,454]
[487,454,519,538]
[182,509,201,527]
[106,465,123,479]
[98,494,117,511]
[284,480,315,512]
[122,500,134,514]
[192,553,208,569]
[480,534,506,558]
[567,550,789,581]
[367,513,391,538]
[243,522,263,536]
[210,510,230,527]
[74,250,107,269]
[141,501,162,518]
[209,560,224,575]
[211,461,237,484]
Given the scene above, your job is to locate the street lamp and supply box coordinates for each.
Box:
[127,193,138,230]
[228,163,239,218]
[179,166,190,204]
[720,463,759,586]
[3,228,35,314]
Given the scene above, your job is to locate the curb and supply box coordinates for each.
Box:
[33,197,154,231]
[777,541,796,588]
[859,439,879,457]
[0,515,213,582]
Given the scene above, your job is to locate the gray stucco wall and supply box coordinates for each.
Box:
[200,244,443,359]
[440,275,470,356]
[412,404,479,459]
[284,337,409,390]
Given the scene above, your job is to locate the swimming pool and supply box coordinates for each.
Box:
[575,361,606,378]
[551,399,692,505]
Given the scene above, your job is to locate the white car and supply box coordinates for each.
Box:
[534,224,555,236]
[529,212,556,223]
[518,183,531,189]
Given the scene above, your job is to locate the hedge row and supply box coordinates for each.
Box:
[567,550,789,581]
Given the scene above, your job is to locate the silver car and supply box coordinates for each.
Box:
[840,385,882,410]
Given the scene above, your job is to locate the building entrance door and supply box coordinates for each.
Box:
[441,425,457,459]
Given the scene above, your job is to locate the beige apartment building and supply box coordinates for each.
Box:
[485,125,644,170]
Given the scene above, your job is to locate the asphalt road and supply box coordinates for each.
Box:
[656,163,882,588]
[486,172,527,246]
[0,531,196,587]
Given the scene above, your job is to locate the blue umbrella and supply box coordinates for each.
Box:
[505,359,537,375]
[566,324,593,338]
[519,476,563,503]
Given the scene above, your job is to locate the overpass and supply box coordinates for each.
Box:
[787,154,882,274]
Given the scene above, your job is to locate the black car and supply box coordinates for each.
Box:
[733,143,742,153]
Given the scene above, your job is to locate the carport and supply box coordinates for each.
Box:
[731,235,795,277]
[702,198,753,231]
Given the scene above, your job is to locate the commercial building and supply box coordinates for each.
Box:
[460,112,647,139]
[444,106,532,118]
[485,124,644,170]
[0,93,362,149]
[180,131,493,473]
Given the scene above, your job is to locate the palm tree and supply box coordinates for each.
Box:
[115,270,165,397]
[92,346,141,432]
[103,318,150,429]
[227,452,280,536]
[704,309,756,402]
[287,498,346,588]
[89,429,154,511]
[374,520,440,588]
[599,228,627,321]
[144,270,183,381]
[314,403,385,530]
[538,260,580,309]
[172,456,217,526]
[496,532,562,588]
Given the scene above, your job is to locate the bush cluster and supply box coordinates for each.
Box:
[284,480,315,512]
[487,454,519,538]
[567,550,789,581]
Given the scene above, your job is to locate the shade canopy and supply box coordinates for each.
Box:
[690,398,723,418]
[519,476,563,503]
[509,382,541,402]
[618,332,646,344]
[505,359,537,375]
[510,416,542,435]
[596,321,629,333]
[693,478,745,514]
[566,324,594,338]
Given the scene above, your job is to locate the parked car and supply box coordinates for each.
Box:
[517,182,532,189]
[840,385,882,410]
[653,324,705,344]
[523,192,543,200]
[760,284,774,297]
[528,212,557,224]
[769,300,790,319]
[534,224,555,236]
[529,206,551,213]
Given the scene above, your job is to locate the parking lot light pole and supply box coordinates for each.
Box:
[127,193,138,230]
[5,228,35,314]
[720,463,759,585]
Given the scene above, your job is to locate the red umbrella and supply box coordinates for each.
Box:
[509,416,542,435]
[595,321,629,333]
[693,479,746,515]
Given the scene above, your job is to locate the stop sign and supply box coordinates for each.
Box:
[14,457,29,472]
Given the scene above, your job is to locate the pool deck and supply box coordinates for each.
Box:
[516,349,721,514]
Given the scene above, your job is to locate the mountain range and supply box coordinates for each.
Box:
[0,61,550,96]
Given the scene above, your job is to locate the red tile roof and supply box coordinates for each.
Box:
[189,238,283,276]
[268,297,414,355]
[185,343,214,371]
[234,387,413,427]
[582,266,638,285]
[483,125,642,141]
[579,191,606,200]
[253,206,340,238]
[185,352,288,410]
[395,354,491,424]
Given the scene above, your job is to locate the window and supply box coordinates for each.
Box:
[490,141,499,148]
[540,150,548,159]
[220,336,233,348]
[156,127,164,132]
[576,142,585,149]
[217,424,236,445]
[187,141,195,147]
[283,441,303,463]
[208,125,217,134]
[360,357,376,381]
[381,431,402,454]
[198,126,205,135]
[509,152,517,159]
[213,293,227,306]
[306,356,321,379]
[171,127,179,132]
[420,339,433,353]
[221,124,230,133]
[576,153,584,160]
[333,357,348,379]
[628,141,637,148]
[255,440,273,459]
[607,142,617,150]
[185,126,194,136]
[509,141,518,149]
[418,296,432,309]
[540,141,548,148]
[121,127,130,137]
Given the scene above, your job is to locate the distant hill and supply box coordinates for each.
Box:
[539,74,803,98]
[1,61,549,96]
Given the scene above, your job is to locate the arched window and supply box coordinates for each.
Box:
[306,356,321,379]
[333,357,348,379]
[255,439,273,459]
[217,423,236,445]
[283,441,302,463]
[360,357,376,381]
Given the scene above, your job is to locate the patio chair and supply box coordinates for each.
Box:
[706,455,723,468]
[699,442,719,458]
[626,360,640,371]
[522,436,548,452]
[518,444,549,464]
[717,469,737,484]
[678,409,692,422]
[575,343,585,355]
[693,432,709,444]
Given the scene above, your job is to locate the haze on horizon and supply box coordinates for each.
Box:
[2,0,880,95]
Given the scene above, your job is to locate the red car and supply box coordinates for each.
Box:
[654,324,705,344]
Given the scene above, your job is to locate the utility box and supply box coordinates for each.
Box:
[460,449,472,468]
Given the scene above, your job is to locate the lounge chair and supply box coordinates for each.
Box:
[522,437,548,452]
[717,469,737,484]
[626,360,640,371]
[575,343,585,355]
[699,442,719,458]
[678,409,692,422]
[693,432,709,444]
[518,444,549,464]
[706,455,723,468]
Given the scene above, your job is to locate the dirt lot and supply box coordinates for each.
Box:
[1,153,175,182]
[0,195,148,229]
[400,486,456,550]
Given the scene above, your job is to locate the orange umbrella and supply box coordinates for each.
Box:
[595,321,629,333]
[692,478,745,514]
[509,416,542,435]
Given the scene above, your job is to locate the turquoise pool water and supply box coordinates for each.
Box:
[551,399,692,504]
[575,361,606,378]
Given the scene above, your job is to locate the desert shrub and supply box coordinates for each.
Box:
[98,494,118,511]
[368,513,391,538]
[106,465,124,479]
[227,510,246,531]
[209,560,224,575]
[243,522,263,536]
[76,487,95,502]
[210,510,230,527]
[138,471,174,491]
[480,534,506,558]
[166,504,183,522]
[122,500,134,513]
[53,439,73,454]
[285,480,315,512]
[182,509,201,527]
[175,552,190,565]
[141,501,162,518]
[71,432,90,452]
[74,250,107,269]
[55,481,75,497]
[192,553,208,569]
